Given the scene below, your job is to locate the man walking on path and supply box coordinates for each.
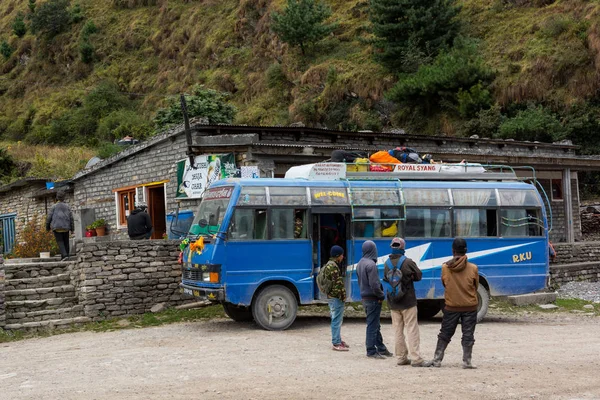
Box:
[429,238,479,369]
[322,245,349,351]
[384,238,429,367]
[46,191,74,261]
[357,240,392,359]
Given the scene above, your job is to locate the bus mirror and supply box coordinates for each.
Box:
[198,218,209,228]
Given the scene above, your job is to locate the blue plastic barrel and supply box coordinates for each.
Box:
[166,210,194,239]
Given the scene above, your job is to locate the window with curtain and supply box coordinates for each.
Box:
[455,209,497,237]
[498,190,540,207]
[404,189,450,206]
[500,208,543,237]
[405,208,451,238]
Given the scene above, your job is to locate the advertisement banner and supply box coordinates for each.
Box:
[176,154,240,199]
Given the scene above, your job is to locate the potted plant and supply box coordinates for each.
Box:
[92,219,107,236]
[85,224,97,237]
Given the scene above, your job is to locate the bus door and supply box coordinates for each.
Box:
[311,210,350,300]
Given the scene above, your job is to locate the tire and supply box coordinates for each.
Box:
[477,283,490,323]
[222,303,253,322]
[251,285,298,331]
[417,300,444,319]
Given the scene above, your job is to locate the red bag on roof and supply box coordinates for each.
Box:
[369,151,401,171]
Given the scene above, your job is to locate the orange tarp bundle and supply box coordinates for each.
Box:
[369,151,401,171]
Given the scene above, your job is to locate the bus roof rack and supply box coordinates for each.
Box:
[285,162,523,181]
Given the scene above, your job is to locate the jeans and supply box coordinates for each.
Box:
[328,298,345,345]
[53,231,70,259]
[438,309,477,346]
[363,299,388,356]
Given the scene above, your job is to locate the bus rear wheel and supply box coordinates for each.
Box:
[222,303,253,322]
[252,285,298,331]
[477,284,490,323]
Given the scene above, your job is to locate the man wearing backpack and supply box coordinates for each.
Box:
[428,238,479,369]
[384,238,429,367]
[320,245,349,351]
[357,240,392,359]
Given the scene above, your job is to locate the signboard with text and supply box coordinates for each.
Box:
[176,154,240,199]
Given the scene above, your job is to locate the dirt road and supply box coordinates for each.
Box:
[2,312,600,400]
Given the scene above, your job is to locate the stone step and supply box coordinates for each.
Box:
[6,297,79,312]
[4,316,92,330]
[5,285,76,300]
[4,262,74,280]
[5,274,72,290]
[4,257,63,264]
[505,291,558,306]
[6,306,84,324]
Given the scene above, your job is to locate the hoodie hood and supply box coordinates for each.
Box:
[445,255,468,272]
[362,240,378,261]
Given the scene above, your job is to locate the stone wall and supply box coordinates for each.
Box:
[550,242,600,286]
[0,255,5,329]
[76,240,187,319]
[538,178,581,243]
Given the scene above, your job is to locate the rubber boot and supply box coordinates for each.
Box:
[430,339,449,367]
[462,345,476,369]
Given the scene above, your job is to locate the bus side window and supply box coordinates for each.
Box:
[255,209,267,239]
[406,208,450,238]
[454,209,497,237]
[229,209,254,240]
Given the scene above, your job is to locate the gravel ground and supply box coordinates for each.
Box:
[2,311,600,400]
[557,281,600,303]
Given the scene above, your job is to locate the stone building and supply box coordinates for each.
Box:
[1,124,598,250]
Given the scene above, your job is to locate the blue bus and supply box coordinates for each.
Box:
[180,165,550,330]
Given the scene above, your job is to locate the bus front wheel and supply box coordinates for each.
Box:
[252,285,298,331]
[477,284,490,323]
[222,303,253,322]
[417,300,443,320]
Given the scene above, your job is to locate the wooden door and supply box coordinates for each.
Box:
[147,185,166,239]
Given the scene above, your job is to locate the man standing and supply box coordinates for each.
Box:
[46,191,74,261]
[429,238,479,369]
[357,240,392,359]
[321,245,349,351]
[384,238,428,367]
[127,202,153,240]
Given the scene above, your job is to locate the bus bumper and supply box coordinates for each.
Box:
[180,283,224,302]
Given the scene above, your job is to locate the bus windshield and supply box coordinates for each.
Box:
[189,187,234,236]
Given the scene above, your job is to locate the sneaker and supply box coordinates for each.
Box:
[397,358,411,366]
[367,353,386,359]
[378,350,393,357]
[332,344,349,352]
[341,340,350,349]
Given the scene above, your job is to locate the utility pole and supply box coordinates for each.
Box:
[180,94,195,169]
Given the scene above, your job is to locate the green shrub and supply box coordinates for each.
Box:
[0,147,17,181]
[12,214,59,258]
[30,0,72,38]
[28,0,36,13]
[79,40,94,63]
[97,142,123,159]
[97,110,152,141]
[70,3,84,23]
[83,81,131,119]
[12,14,27,38]
[460,105,503,137]
[266,63,287,89]
[154,85,236,130]
[538,15,571,38]
[81,20,97,38]
[0,41,13,60]
[498,104,569,142]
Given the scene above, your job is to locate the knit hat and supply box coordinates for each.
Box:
[390,237,405,249]
[330,245,344,258]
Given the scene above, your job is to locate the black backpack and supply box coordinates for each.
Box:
[383,256,406,302]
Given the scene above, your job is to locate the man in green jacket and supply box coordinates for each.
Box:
[322,245,349,351]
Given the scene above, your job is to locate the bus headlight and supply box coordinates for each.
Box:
[202,272,219,283]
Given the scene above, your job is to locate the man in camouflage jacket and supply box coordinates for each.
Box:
[323,245,348,351]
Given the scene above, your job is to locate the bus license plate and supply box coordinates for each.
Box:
[182,288,201,297]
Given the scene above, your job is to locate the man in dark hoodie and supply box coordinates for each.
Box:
[357,240,392,359]
[127,202,153,240]
[429,238,479,369]
[384,237,428,367]
[46,191,74,260]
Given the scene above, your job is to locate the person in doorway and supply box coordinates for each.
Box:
[127,202,153,240]
[322,245,349,351]
[46,190,74,261]
[429,238,479,369]
[357,240,392,359]
[384,238,428,367]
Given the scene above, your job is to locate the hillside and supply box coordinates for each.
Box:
[1,0,600,180]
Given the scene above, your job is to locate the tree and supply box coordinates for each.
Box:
[30,0,71,39]
[271,0,336,55]
[369,0,461,73]
[154,85,237,130]
[12,13,27,38]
